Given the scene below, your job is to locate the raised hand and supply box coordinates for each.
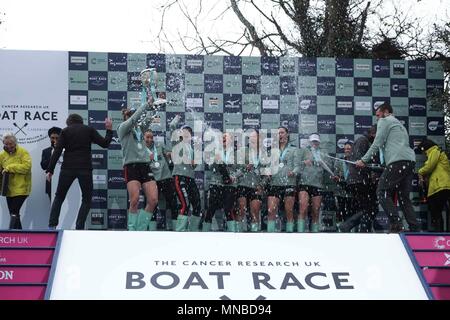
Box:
[105,118,113,130]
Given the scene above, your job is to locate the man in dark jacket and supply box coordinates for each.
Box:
[46,114,113,230]
[339,125,377,232]
[40,127,62,200]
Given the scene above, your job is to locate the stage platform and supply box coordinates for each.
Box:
[1,230,449,300]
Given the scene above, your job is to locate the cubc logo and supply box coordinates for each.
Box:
[428,121,439,131]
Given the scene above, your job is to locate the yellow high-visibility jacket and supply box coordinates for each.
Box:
[418,146,450,197]
[0,145,32,197]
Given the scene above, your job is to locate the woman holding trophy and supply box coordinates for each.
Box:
[118,68,164,231]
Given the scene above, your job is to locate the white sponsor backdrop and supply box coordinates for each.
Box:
[48,232,429,300]
[0,50,75,229]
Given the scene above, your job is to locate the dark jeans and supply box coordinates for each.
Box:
[428,189,450,232]
[377,160,419,231]
[49,169,93,230]
[6,195,28,229]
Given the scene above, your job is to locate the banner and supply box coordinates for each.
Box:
[0,50,68,229]
[48,232,429,299]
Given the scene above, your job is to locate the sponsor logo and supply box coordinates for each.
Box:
[89,117,105,124]
[71,56,87,64]
[186,59,203,68]
[109,176,125,183]
[224,99,241,108]
[409,104,426,111]
[262,100,278,110]
[262,62,279,72]
[428,121,439,131]
[70,77,87,85]
[70,95,87,105]
[92,196,107,203]
[373,65,389,73]
[93,175,106,184]
[206,60,220,68]
[410,122,425,128]
[89,74,107,87]
[393,63,405,75]
[373,101,386,110]
[356,64,370,71]
[281,60,295,73]
[337,101,352,110]
[109,61,126,68]
[318,119,336,128]
[91,57,107,65]
[355,101,371,111]
[89,97,107,104]
[244,118,260,126]
[318,63,334,71]
[209,98,220,108]
[357,81,369,86]
[167,56,183,70]
[300,100,312,110]
[300,119,317,126]
[337,138,351,149]
[392,84,407,92]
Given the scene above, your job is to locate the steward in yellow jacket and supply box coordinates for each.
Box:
[0,133,32,229]
[418,139,450,232]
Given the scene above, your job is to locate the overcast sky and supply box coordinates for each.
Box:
[1,0,449,54]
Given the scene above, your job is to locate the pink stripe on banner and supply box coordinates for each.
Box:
[0,286,46,300]
[0,233,57,248]
[406,235,450,250]
[415,252,450,267]
[423,268,450,285]
[0,267,50,284]
[430,287,450,300]
[0,249,54,265]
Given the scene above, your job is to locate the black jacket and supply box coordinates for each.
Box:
[46,124,112,174]
[41,146,53,196]
[348,135,371,185]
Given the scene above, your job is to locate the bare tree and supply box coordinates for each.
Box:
[429,21,450,151]
[153,0,436,58]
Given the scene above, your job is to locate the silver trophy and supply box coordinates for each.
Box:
[140,68,167,107]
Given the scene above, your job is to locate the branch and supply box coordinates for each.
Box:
[358,1,370,44]
[230,0,268,55]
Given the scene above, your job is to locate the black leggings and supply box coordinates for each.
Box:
[173,175,201,217]
[428,189,450,232]
[204,185,236,223]
[155,178,179,220]
[6,195,28,229]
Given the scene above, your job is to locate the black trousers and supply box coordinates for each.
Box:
[48,169,93,230]
[204,185,236,223]
[428,189,450,232]
[336,196,354,223]
[377,160,419,231]
[173,175,201,217]
[6,195,28,229]
[340,183,374,232]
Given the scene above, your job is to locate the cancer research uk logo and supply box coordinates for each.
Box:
[0,104,60,145]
